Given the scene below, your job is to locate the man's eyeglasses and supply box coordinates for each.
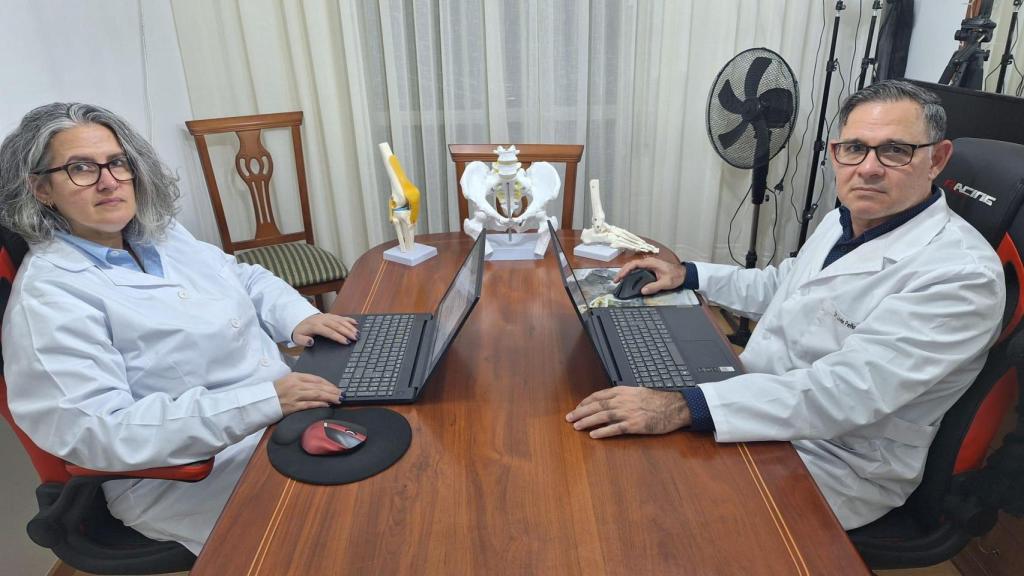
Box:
[32,157,135,187]
[830,140,941,168]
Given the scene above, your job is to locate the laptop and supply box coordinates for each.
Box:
[294,232,486,404]
[547,221,743,389]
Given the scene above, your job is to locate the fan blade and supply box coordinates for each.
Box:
[758,88,795,128]
[717,80,746,115]
[744,56,772,100]
[718,120,751,150]
[752,118,773,166]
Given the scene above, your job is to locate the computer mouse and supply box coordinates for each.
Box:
[300,419,368,455]
[614,268,657,300]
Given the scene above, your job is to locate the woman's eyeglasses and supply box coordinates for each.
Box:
[33,156,135,187]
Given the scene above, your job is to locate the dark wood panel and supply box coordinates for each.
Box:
[193,232,868,575]
[955,513,1024,576]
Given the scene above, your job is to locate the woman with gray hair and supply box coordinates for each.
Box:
[0,103,358,554]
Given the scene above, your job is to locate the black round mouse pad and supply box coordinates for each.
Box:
[268,406,411,485]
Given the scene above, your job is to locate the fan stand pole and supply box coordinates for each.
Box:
[857,0,883,90]
[727,163,770,347]
[796,1,845,255]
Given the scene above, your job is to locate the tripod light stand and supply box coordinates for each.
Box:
[939,0,996,89]
[856,0,884,90]
[796,1,845,253]
[995,0,1022,94]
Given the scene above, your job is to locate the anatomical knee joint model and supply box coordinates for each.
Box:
[379,142,420,252]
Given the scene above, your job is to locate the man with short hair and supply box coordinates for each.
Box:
[566,80,1005,530]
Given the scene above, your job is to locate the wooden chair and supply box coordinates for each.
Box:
[186,112,346,309]
[449,144,584,230]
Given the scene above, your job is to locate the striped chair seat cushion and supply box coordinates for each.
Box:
[235,243,347,288]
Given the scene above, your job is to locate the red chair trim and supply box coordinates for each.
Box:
[2,246,74,484]
[996,235,1024,343]
[954,368,1019,474]
[0,379,71,484]
[65,458,214,482]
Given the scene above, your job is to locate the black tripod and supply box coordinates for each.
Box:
[939,8,996,89]
[795,1,845,254]
[996,0,1022,94]
[856,0,884,90]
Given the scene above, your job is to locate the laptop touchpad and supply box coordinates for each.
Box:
[681,340,739,378]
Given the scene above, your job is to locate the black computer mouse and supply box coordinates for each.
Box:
[300,419,368,455]
[614,268,657,300]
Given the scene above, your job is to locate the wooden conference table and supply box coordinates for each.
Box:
[193,231,869,575]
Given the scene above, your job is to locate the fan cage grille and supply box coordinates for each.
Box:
[707,47,799,169]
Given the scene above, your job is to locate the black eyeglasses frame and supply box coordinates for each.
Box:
[830,140,942,168]
[32,157,135,187]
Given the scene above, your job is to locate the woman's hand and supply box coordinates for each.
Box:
[291,313,359,347]
[274,372,343,416]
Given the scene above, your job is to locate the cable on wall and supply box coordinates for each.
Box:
[137,0,155,141]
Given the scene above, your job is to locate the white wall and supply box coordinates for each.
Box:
[0,1,211,573]
[905,0,970,81]
[0,0,217,243]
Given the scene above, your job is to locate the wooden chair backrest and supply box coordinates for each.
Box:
[186,112,315,254]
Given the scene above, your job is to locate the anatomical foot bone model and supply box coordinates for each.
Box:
[460,145,561,257]
[581,179,658,253]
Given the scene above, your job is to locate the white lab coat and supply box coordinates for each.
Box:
[695,192,1004,529]
[2,221,319,553]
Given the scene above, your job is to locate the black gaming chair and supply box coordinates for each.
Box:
[849,138,1024,569]
[0,225,213,575]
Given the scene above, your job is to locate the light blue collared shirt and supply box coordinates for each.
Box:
[56,231,165,277]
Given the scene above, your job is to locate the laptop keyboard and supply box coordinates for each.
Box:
[608,307,695,388]
[337,314,415,398]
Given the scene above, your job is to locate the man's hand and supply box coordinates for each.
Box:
[566,387,692,438]
[613,258,686,296]
[291,313,359,347]
[274,372,343,416]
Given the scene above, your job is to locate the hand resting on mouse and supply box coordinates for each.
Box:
[613,257,687,297]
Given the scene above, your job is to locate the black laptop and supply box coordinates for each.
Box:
[548,222,743,388]
[294,232,486,404]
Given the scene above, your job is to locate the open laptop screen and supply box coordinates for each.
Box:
[547,221,589,318]
[426,232,485,375]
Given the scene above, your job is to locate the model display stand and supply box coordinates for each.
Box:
[573,243,621,261]
[383,243,438,266]
[483,232,543,261]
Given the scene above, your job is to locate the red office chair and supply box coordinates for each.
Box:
[849,138,1024,569]
[0,225,214,575]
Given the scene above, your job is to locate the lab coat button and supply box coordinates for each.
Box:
[259,357,270,367]
[231,318,241,329]
[178,289,188,299]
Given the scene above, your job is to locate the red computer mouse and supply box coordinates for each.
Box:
[300,419,368,455]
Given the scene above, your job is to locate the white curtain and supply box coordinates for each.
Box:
[171,0,885,268]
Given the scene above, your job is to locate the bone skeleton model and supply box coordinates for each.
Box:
[460,145,561,257]
[581,179,658,254]
[378,142,420,252]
